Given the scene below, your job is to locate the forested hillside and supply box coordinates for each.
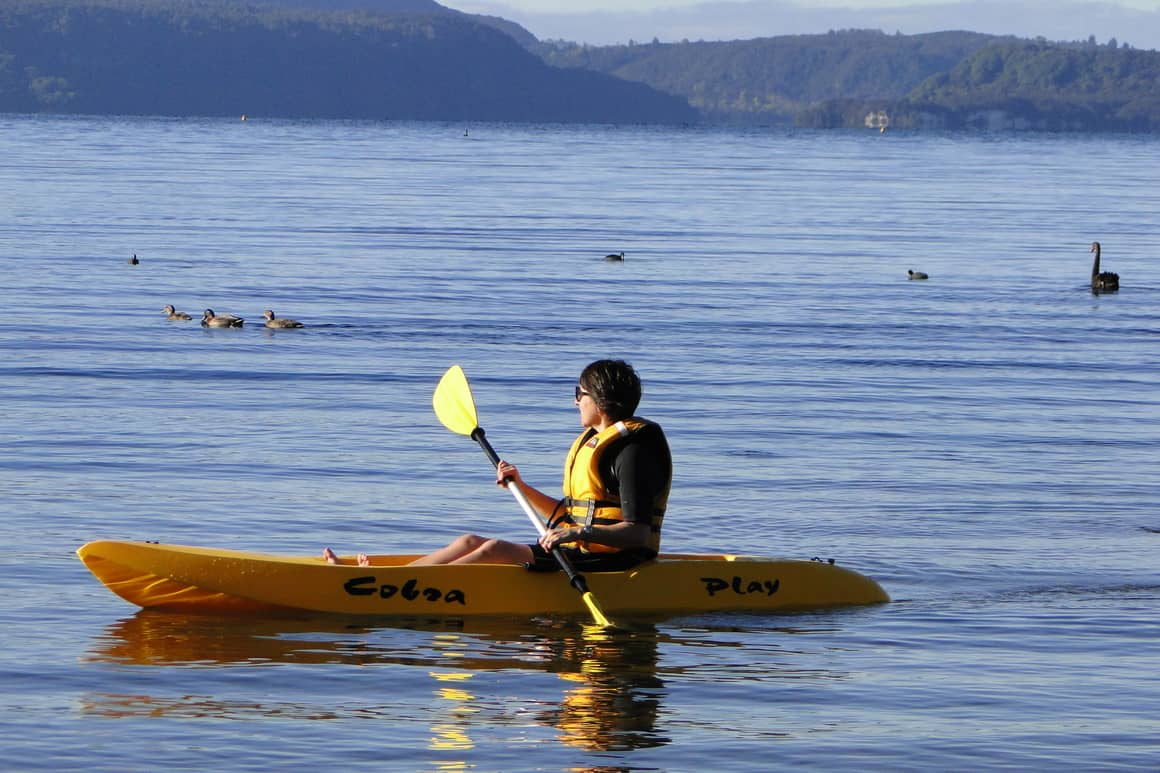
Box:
[248,0,538,45]
[0,0,695,123]
[907,40,1160,129]
[536,29,1001,124]
[537,29,1160,130]
[797,38,1160,130]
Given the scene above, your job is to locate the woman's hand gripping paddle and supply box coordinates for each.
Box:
[433,365,615,629]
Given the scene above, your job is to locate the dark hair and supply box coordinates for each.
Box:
[579,359,641,420]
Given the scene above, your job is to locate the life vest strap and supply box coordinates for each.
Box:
[562,495,619,528]
[546,498,571,530]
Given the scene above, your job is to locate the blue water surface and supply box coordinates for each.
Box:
[0,115,1158,771]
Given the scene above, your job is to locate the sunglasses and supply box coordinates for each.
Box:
[574,385,591,401]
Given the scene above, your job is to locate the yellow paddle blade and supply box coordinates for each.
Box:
[433,365,479,437]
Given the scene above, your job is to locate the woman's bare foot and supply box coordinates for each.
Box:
[323,548,370,566]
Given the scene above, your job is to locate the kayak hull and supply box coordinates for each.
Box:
[77,540,889,618]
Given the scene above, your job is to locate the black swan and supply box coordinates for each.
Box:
[1090,242,1119,293]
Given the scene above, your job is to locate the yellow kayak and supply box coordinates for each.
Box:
[77,540,889,618]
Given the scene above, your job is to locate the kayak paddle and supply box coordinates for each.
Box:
[433,364,615,629]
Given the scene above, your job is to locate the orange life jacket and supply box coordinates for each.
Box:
[553,418,670,554]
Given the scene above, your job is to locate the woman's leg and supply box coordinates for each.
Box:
[449,538,534,565]
[409,534,534,566]
[408,534,487,565]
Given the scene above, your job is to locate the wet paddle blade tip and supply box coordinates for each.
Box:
[581,592,616,629]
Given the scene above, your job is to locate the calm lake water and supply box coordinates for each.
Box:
[1,115,1158,771]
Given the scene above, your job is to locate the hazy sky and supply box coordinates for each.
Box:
[450,0,1160,50]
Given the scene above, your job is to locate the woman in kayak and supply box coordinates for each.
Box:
[324,359,672,570]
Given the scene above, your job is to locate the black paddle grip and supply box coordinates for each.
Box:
[470,427,502,467]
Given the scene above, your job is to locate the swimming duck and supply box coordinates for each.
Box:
[605,251,625,261]
[201,309,245,328]
[162,304,192,320]
[1090,242,1119,293]
[263,309,304,329]
[908,270,928,280]
[128,254,139,265]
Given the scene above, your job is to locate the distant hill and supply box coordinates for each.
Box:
[534,29,1160,131]
[252,0,444,9]
[904,39,1160,130]
[251,0,445,8]
[799,38,1160,131]
[536,30,1004,124]
[0,0,695,123]
[247,0,539,46]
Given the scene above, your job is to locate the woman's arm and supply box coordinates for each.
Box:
[495,460,561,522]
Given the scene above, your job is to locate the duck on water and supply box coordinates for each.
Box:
[262,309,304,328]
[162,304,192,320]
[1090,242,1119,293]
[201,309,245,328]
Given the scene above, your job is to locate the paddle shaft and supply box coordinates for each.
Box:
[470,427,594,595]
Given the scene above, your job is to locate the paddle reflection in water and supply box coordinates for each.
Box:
[82,612,669,753]
[537,623,668,751]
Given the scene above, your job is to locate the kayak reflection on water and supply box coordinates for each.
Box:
[82,612,669,753]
